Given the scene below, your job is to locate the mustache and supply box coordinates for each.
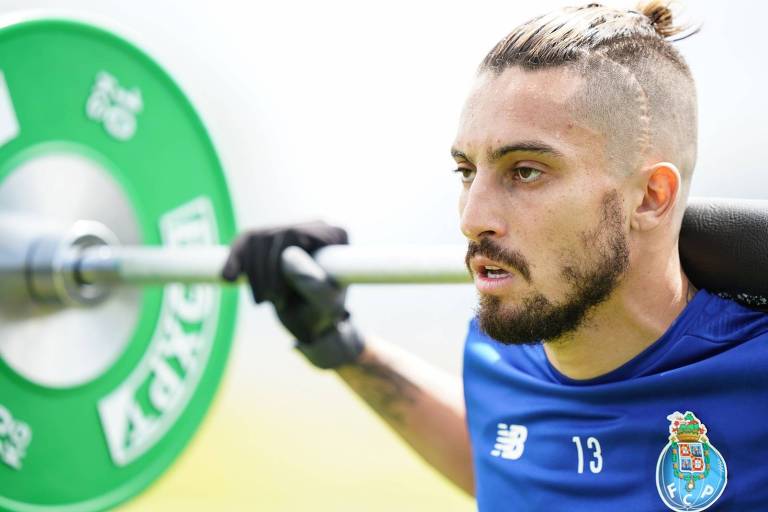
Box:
[465,237,532,283]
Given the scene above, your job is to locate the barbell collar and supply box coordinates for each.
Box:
[28,220,119,306]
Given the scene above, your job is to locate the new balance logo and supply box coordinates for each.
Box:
[490,423,527,460]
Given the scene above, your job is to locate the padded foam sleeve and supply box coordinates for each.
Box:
[681,197,768,307]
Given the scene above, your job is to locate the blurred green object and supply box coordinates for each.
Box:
[0,18,237,511]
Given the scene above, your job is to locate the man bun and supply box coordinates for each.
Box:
[637,0,689,39]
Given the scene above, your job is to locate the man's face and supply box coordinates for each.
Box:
[453,66,631,344]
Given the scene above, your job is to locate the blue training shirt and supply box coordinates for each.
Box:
[463,289,768,511]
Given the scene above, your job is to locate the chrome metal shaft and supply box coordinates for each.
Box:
[75,244,471,286]
[1,211,470,309]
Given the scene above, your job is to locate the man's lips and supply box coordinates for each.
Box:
[469,256,514,278]
[468,256,519,294]
[465,237,532,283]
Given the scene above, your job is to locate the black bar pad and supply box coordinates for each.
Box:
[680,197,768,309]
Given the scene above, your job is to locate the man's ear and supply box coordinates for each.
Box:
[630,162,681,231]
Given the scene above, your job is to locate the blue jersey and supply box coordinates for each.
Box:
[463,289,768,511]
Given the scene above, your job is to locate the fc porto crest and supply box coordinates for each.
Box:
[656,411,727,511]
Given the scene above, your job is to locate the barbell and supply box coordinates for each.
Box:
[0,15,766,512]
[0,16,473,512]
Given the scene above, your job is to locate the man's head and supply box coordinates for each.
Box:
[454,1,698,344]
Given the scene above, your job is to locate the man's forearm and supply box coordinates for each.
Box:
[335,337,475,495]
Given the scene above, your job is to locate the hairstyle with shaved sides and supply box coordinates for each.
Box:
[480,1,698,197]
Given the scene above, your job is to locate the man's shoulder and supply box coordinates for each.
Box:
[688,289,768,344]
[463,317,551,383]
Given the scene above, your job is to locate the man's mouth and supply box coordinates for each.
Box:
[472,259,516,294]
[465,238,532,283]
[470,257,516,290]
[481,265,511,279]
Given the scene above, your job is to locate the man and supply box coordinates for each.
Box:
[223,1,768,510]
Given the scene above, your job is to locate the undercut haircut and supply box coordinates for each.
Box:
[480,1,698,191]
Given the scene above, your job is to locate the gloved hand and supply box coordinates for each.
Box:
[221,222,365,369]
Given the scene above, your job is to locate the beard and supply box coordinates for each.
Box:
[469,189,630,345]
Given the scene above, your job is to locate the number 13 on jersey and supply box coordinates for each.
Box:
[572,436,603,474]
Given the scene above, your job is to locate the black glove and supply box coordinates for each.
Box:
[221,221,348,304]
[221,222,364,368]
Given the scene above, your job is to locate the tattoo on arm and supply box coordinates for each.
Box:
[345,360,418,427]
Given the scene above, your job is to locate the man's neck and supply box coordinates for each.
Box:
[543,256,696,381]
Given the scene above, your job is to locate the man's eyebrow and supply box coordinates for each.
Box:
[451,141,564,163]
[451,148,468,160]
[488,142,564,162]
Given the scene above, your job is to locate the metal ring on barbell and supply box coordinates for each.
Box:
[26,220,119,306]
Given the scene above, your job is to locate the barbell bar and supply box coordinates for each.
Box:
[76,242,471,287]
[1,213,471,308]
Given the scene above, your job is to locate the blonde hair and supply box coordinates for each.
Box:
[480,1,698,183]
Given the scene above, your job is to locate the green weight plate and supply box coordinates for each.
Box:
[0,18,238,511]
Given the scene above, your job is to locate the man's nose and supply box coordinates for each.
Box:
[460,173,508,242]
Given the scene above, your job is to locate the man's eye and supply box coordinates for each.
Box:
[514,167,542,183]
[453,168,476,183]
